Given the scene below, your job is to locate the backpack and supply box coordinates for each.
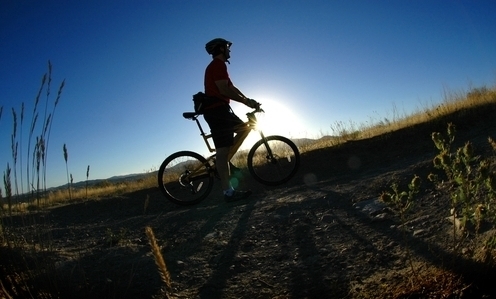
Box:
[192,92,218,114]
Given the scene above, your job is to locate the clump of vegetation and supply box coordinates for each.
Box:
[380,121,496,296]
[1,61,66,297]
[428,122,496,263]
[380,175,421,282]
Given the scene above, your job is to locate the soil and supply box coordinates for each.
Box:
[2,107,496,299]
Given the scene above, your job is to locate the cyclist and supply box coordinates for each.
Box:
[203,38,260,202]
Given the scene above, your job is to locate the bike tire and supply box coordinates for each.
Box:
[247,135,300,186]
[158,151,214,205]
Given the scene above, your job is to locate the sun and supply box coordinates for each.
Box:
[239,97,305,149]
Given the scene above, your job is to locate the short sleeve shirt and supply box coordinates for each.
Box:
[204,58,232,104]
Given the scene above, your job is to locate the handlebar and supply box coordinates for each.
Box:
[253,105,264,113]
[246,105,264,123]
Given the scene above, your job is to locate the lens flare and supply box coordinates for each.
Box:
[239,98,306,150]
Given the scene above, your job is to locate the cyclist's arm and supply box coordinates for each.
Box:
[215,79,250,105]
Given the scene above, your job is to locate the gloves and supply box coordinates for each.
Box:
[246,98,260,109]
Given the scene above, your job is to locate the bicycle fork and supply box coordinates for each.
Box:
[258,131,277,163]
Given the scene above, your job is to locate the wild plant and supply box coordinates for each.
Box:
[0,63,67,296]
[85,165,90,200]
[428,123,496,258]
[380,175,422,283]
[1,61,65,209]
[63,144,72,200]
[2,165,13,218]
[11,108,19,197]
[40,62,64,194]
[25,73,44,196]
[145,226,173,297]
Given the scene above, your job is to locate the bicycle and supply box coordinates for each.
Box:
[157,106,300,205]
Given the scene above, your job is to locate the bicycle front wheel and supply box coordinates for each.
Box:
[247,135,300,186]
[158,151,214,205]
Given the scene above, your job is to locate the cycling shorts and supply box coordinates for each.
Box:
[203,104,244,148]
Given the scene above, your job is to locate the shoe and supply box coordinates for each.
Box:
[224,190,252,202]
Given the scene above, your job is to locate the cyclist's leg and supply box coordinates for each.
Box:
[203,105,237,193]
[215,146,231,191]
[229,123,250,159]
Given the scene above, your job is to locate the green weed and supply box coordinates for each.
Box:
[428,123,496,263]
[380,175,421,283]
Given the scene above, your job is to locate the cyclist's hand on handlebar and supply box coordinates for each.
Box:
[246,98,261,109]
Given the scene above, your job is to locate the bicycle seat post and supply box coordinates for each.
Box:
[194,116,216,153]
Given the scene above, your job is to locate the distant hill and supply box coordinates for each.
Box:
[51,172,156,191]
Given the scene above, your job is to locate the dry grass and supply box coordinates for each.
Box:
[145,226,173,297]
[299,85,496,154]
[1,175,157,212]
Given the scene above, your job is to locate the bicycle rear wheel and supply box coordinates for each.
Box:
[158,151,214,205]
[247,135,300,186]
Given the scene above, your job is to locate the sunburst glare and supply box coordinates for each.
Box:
[240,98,305,150]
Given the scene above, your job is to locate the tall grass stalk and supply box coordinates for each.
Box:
[42,62,65,193]
[145,226,173,296]
[19,61,64,204]
[19,103,24,195]
[26,73,45,195]
[86,165,90,200]
[1,63,67,297]
[10,108,19,197]
[3,164,12,218]
[63,144,72,200]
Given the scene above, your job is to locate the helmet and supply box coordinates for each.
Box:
[205,38,232,55]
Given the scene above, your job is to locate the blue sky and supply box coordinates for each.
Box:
[1,0,495,189]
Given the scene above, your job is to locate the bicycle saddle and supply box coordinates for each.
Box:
[183,112,199,119]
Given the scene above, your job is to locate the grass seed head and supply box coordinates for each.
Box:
[63,144,68,162]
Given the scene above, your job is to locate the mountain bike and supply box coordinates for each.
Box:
[158,106,300,205]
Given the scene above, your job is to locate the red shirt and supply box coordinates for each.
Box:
[204,58,232,105]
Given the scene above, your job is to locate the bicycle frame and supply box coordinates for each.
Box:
[183,108,266,164]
